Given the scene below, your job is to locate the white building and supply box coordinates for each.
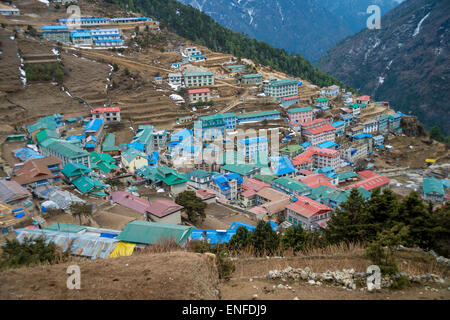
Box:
[188,88,211,104]
[0,4,19,15]
[91,107,121,123]
[168,73,182,86]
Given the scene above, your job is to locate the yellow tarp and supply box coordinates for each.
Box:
[426,159,436,163]
[109,241,136,258]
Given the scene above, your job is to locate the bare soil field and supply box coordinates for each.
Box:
[0,252,220,300]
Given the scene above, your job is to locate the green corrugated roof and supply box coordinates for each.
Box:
[62,162,91,177]
[72,176,106,194]
[242,73,262,79]
[44,139,89,159]
[102,133,119,152]
[157,166,188,185]
[274,177,311,194]
[267,79,297,87]
[423,177,445,196]
[221,163,259,176]
[254,174,277,185]
[45,223,86,233]
[117,220,193,245]
[280,145,303,154]
[122,147,146,163]
[237,110,280,119]
[286,106,313,113]
[338,171,358,180]
[36,129,59,144]
[184,71,213,77]
[316,97,328,102]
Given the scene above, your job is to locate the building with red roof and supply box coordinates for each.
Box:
[285,196,332,230]
[109,191,183,224]
[188,88,211,103]
[345,172,391,191]
[91,107,121,123]
[357,95,370,105]
[196,188,217,204]
[297,173,336,189]
[357,170,379,179]
[240,178,271,208]
[303,122,336,146]
[146,200,184,224]
[292,146,341,170]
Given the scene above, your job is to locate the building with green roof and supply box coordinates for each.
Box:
[121,147,148,173]
[137,165,187,194]
[237,110,281,124]
[61,162,91,180]
[264,79,298,101]
[272,177,311,197]
[45,223,86,233]
[337,171,358,183]
[422,177,445,202]
[117,220,193,246]
[90,152,119,174]
[196,112,237,139]
[71,175,107,197]
[240,73,262,85]
[280,145,303,158]
[102,133,119,155]
[40,138,90,167]
[221,163,261,178]
[36,129,59,145]
[253,174,277,185]
[183,71,214,87]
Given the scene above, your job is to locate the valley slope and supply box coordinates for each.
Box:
[317,0,450,135]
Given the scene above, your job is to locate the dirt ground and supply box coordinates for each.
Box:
[0,251,220,300]
[221,278,450,300]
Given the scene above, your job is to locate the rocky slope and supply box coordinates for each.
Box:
[317,0,450,135]
[178,0,403,62]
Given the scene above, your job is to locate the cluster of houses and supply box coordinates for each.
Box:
[39,16,156,48]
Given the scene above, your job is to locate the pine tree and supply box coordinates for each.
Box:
[325,188,367,244]
[281,226,307,253]
[251,221,280,256]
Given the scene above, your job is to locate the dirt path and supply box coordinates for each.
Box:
[73,49,172,74]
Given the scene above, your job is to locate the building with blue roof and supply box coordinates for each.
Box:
[83,119,104,150]
[40,25,70,43]
[332,120,345,136]
[269,156,297,177]
[317,141,338,149]
[14,148,44,162]
[301,141,312,148]
[210,173,243,201]
[191,221,277,244]
[70,29,92,45]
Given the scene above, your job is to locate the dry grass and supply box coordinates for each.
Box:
[225,243,449,279]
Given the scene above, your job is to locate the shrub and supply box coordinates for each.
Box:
[0,237,69,270]
[391,275,410,290]
[215,248,235,280]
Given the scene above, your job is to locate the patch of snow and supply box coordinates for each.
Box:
[52,48,59,56]
[38,0,49,6]
[169,94,185,102]
[10,36,15,40]
[378,77,385,85]
[413,12,430,37]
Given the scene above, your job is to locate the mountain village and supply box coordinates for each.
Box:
[0,0,449,300]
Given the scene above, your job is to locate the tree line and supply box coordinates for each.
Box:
[105,0,354,91]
